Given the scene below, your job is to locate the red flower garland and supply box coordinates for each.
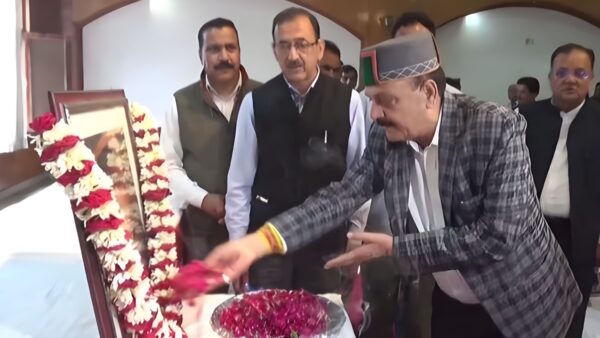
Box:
[129,103,184,326]
[29,111,186,337]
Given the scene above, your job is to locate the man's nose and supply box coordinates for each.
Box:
[370,104,384,121]
[218,47,228,61]
[287,46,300,61]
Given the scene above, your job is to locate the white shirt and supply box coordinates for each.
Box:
[445,84,462,95]
[206,72,243,121]
[407,112,479,304]
[161,73,243,214]
[225,72,369,240]
[359,90,373,141]
[540,100,584,218]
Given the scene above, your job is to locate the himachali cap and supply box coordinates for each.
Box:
[361,31,441,86]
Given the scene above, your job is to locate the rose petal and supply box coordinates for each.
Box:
[29,112,57,134]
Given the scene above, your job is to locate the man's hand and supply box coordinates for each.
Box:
[205,233,272,282]
[342,238,363,277]
[200,193,225,224]
[324,232,393,270]
[232,272,249,294]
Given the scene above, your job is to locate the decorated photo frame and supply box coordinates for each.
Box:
[41,91,184,337]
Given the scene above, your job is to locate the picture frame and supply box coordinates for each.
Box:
[49,89,126,122]
[49,91,142,338]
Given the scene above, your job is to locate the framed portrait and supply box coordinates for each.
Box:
[49,92,144,338]
[49,89,126,121]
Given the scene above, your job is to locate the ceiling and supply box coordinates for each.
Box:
[72,0,600,45]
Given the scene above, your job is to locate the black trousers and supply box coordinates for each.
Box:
[181,207,229,294]
[546,216,588,338]
[431,285,503,338]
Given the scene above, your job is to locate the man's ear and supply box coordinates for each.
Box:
[317,39,325,61]
[424,79,439,105]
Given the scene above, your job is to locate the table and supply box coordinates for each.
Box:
[181,293,355,338]
[584,297,600,338]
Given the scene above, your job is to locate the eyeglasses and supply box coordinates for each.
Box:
[554,68,592,80]
[274,40,318,54]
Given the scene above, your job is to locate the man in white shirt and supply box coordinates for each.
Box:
[206,32,581,338]
[225,7,368,293]
[521,43,600,338]
[161,18,260,265]
[341,64,358,89]
[516,76,540,105]
[319,39,343,80]
[368,16,465,334]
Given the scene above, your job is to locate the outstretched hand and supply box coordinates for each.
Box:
[324,232,393,270]
[204,233,272,282]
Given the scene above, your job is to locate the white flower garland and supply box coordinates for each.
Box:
[29,110,186,338]
[129,103,183,322]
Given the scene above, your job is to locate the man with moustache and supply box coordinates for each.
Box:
[208,32,581,338]
[521,43,600,338]
[162,18,260,269]
[225,7,368,293]
[341,64,358,89]
[319,39,343,80]
[359,11,462,337]
[362,11,462,138]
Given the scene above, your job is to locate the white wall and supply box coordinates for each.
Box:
[437,7,600,105]
[0,0,19,152]
[83,0,361,125]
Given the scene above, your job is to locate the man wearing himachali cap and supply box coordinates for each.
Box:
[205,32,582,338]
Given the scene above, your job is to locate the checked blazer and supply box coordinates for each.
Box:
[270,92,582,337]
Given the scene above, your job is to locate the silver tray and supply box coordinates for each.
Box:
[210,291,347,337]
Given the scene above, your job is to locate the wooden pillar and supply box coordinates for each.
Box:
[61,0,83,90]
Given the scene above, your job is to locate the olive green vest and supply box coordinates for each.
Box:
[174,74,260,242]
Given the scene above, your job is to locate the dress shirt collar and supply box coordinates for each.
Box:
[408,109,442,153]
[284,67,321,98]
[559,99,584,122]
[205,71,243,101]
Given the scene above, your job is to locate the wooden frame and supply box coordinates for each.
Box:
[49,89,126,121]
[49,91,139,338]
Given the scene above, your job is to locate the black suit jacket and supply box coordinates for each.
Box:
[521,98,600,300]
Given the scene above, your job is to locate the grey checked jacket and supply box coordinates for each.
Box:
[270,93,582,337]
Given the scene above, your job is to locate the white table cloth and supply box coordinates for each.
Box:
[182,293,355,338]
[584,297,600,338]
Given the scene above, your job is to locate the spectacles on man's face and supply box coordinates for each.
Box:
[273,40,318,55]
[553,67,592,80]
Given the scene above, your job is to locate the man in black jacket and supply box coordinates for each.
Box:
[225,7,368,294]
[521,43,600,338]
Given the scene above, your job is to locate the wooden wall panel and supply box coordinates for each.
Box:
[29,0,62,34]
[0,149,45,193]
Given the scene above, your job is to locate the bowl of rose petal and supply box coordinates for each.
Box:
[210,289,346,338]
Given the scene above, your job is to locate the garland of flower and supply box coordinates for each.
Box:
[128,103,183,324]
[29,113,186,338]
[105,133,145,251]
